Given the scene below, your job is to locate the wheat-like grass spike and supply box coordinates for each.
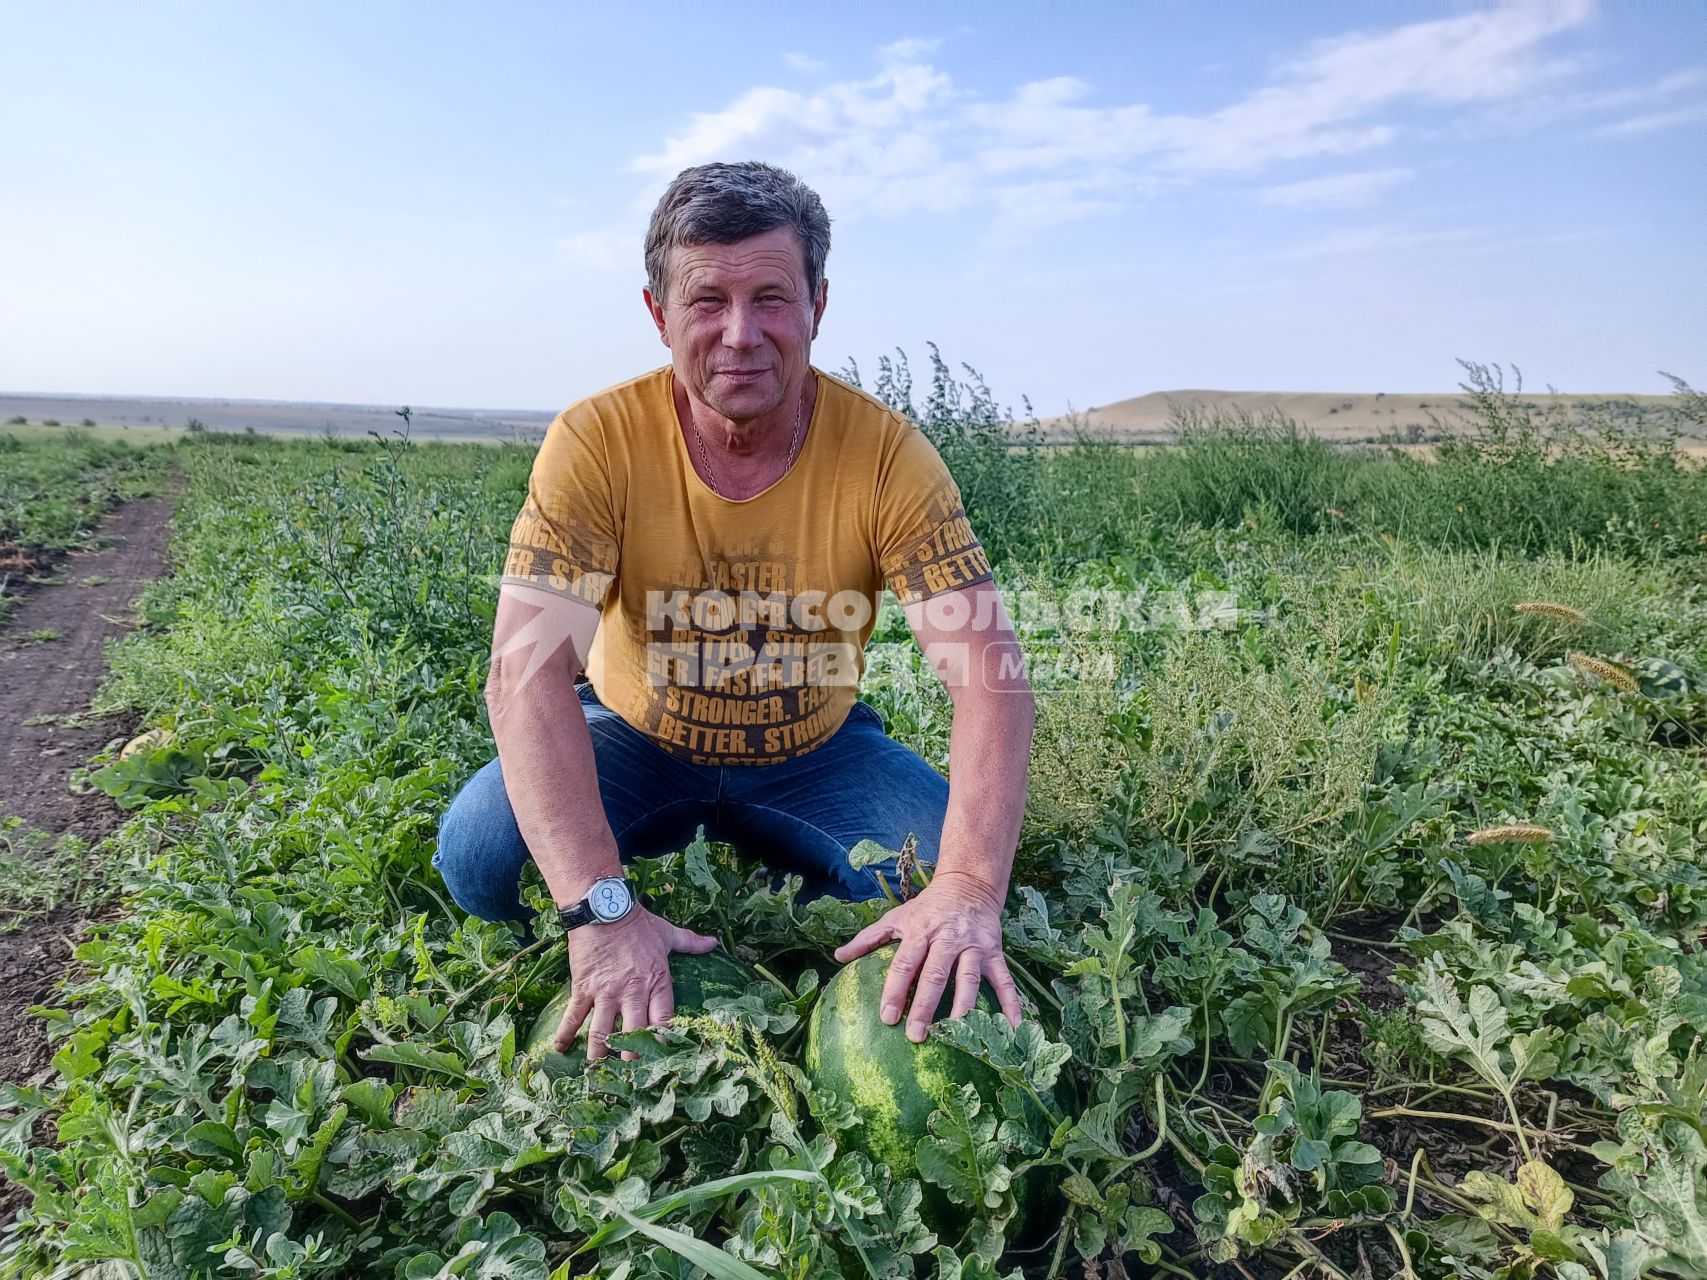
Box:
[1467,823,1555,845]
[1567,652,1639,692]
[1515,601,1588,624]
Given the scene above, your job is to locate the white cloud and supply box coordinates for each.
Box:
[784,52,825,74]
[626,43,969,221]
[985,175,1130,244]
[1592,102,1707,136]
[880,37,941,64]
[1260,223,1611,264]
[1258,167,1415,210]
[1470,63,1706,132]
[971,1,1590,175]
[565,3,1657,253]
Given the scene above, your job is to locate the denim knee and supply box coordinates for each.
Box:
[433,760,529,923]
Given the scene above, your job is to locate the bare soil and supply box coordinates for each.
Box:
[0,489,178,1092]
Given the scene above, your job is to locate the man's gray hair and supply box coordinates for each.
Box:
[644,161,831,303]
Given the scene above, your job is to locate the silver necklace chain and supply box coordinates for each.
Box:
[692,381,806,496]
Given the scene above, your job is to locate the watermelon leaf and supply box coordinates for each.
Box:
[364,1042,471,1080]
[928,1244,1024,1280]
[928,1009,1072,1096]
[916,1083,1015,1213]
[1597,1123,1707,1274]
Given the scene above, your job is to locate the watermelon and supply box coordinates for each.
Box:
[806,944,1044,1232]
[1633,657,1690,700]
[522,948,755,1057]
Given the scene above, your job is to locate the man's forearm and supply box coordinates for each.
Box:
[485,660,621,908]
[932,678,1034,906]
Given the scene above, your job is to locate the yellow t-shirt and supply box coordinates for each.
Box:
[502,365,993,766]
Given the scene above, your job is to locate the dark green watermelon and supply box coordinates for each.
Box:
[805,944,1046,1233]
[1633,657,1690,699]
[522,948,754,1057]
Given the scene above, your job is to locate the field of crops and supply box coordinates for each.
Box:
[1,359,1705,1279]
[0,427,172,619]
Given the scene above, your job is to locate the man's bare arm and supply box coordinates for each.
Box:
[908,584,1033,914]
[834,580,1034,1040]
[485,583,619,907]
[484,583,716,1059]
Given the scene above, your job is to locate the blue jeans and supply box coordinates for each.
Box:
[433,683,949,920]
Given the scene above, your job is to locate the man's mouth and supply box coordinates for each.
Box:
[717,369,770,381]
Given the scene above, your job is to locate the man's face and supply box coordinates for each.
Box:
[645,225,827,427]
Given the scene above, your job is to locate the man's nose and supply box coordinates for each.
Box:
[721,303,762,350]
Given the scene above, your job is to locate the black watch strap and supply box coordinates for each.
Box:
[558,901,596,931]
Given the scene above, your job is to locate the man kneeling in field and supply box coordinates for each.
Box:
[433,161,1034,1060]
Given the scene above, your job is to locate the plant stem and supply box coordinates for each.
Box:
[1400,1148,1422,1218]
[1101,1074,1170,1191]
[1150,1259,1199,1280]
[1386,1222,1417,1279]
[751,962,791,995]
[1190,992,1213,1093]
[1165,1126,1206,1174]
[1366,1080,1496,1101]
[1372,1105,1588,1155]
[1043,1214,1075,1280]
[1279,1229,1354,1280]
[1010,957,1063,1013]
[445,933,553,1013]
[311,1193,362,1229]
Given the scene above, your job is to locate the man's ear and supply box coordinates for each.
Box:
[643,286,670,348]
[811,278,828,341]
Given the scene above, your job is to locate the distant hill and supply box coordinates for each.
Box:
[4,388,1694,451]
[1037,389,1685,445]
[0,393,555,443]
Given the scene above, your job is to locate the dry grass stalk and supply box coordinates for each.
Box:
[1567,652,1640,691]
[1467,823,1555,846]
[1515,601,1589,624]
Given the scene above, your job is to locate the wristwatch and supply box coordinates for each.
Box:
[558,875,637,930]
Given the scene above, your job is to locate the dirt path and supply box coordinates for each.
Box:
[0,489,178,1091]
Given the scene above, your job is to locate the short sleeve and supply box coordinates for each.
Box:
[875,428,995,605]
[501,407,620,608]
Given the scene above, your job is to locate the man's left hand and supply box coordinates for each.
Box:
[833,869,1022,1042]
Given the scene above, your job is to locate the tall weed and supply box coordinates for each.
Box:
[1139,406,1349,536]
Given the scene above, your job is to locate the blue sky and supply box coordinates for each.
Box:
[3,1,1703,414]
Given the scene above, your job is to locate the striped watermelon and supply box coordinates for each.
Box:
[806,944,1039,1231]
[522,949,755,1058]
[1632,657,1690,699]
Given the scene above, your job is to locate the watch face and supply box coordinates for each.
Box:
[590,879,632,922]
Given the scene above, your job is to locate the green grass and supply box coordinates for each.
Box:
[0,365,1704,1278]
[2,420,187,447]
[0,432,173,550]
[0,431,175,620]
[0,820,101,933]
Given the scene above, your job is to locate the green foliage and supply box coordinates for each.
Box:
[1104,358,1707,561]
[1142,406,1350,535]
[0,431,170,550]
[1192,1061,1389,1262]
[842,344,1049,569]
[0,820,103,931]
[2,366,1705,1279]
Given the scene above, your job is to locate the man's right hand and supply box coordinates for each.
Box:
[553,905,720,1060]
